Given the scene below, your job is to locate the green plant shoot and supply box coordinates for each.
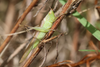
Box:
[20,9,56,63]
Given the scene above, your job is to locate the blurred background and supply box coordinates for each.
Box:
[0,0,100,67]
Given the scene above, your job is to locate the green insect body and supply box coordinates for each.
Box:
[20,10,56,63]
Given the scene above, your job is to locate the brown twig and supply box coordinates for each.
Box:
[71,54,100,67]
[0,0,39,53]
[46,53,100,67]
[95,0,100,16]
[33,0,49,17]
[22,46,43,67]
[86,60,90,67]
[89,41,99,54]
[95,0,98,5]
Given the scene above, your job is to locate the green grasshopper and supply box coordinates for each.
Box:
[20,0,83,63]
[20,9,56,63]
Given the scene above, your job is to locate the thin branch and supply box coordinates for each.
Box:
[33,0,49,17]
[0,0,39,53]
[7,43,27,62]
[89,41,99,54]
[39,46,47,67]
[3,27,37,36]
[71,54,100,67]
[46,53,100,67]
[54,34,60,63]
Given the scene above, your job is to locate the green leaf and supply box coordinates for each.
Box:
[73,11,100,41]
[59,0,100,41]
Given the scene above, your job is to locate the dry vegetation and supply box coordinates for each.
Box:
[0,0,100,67]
